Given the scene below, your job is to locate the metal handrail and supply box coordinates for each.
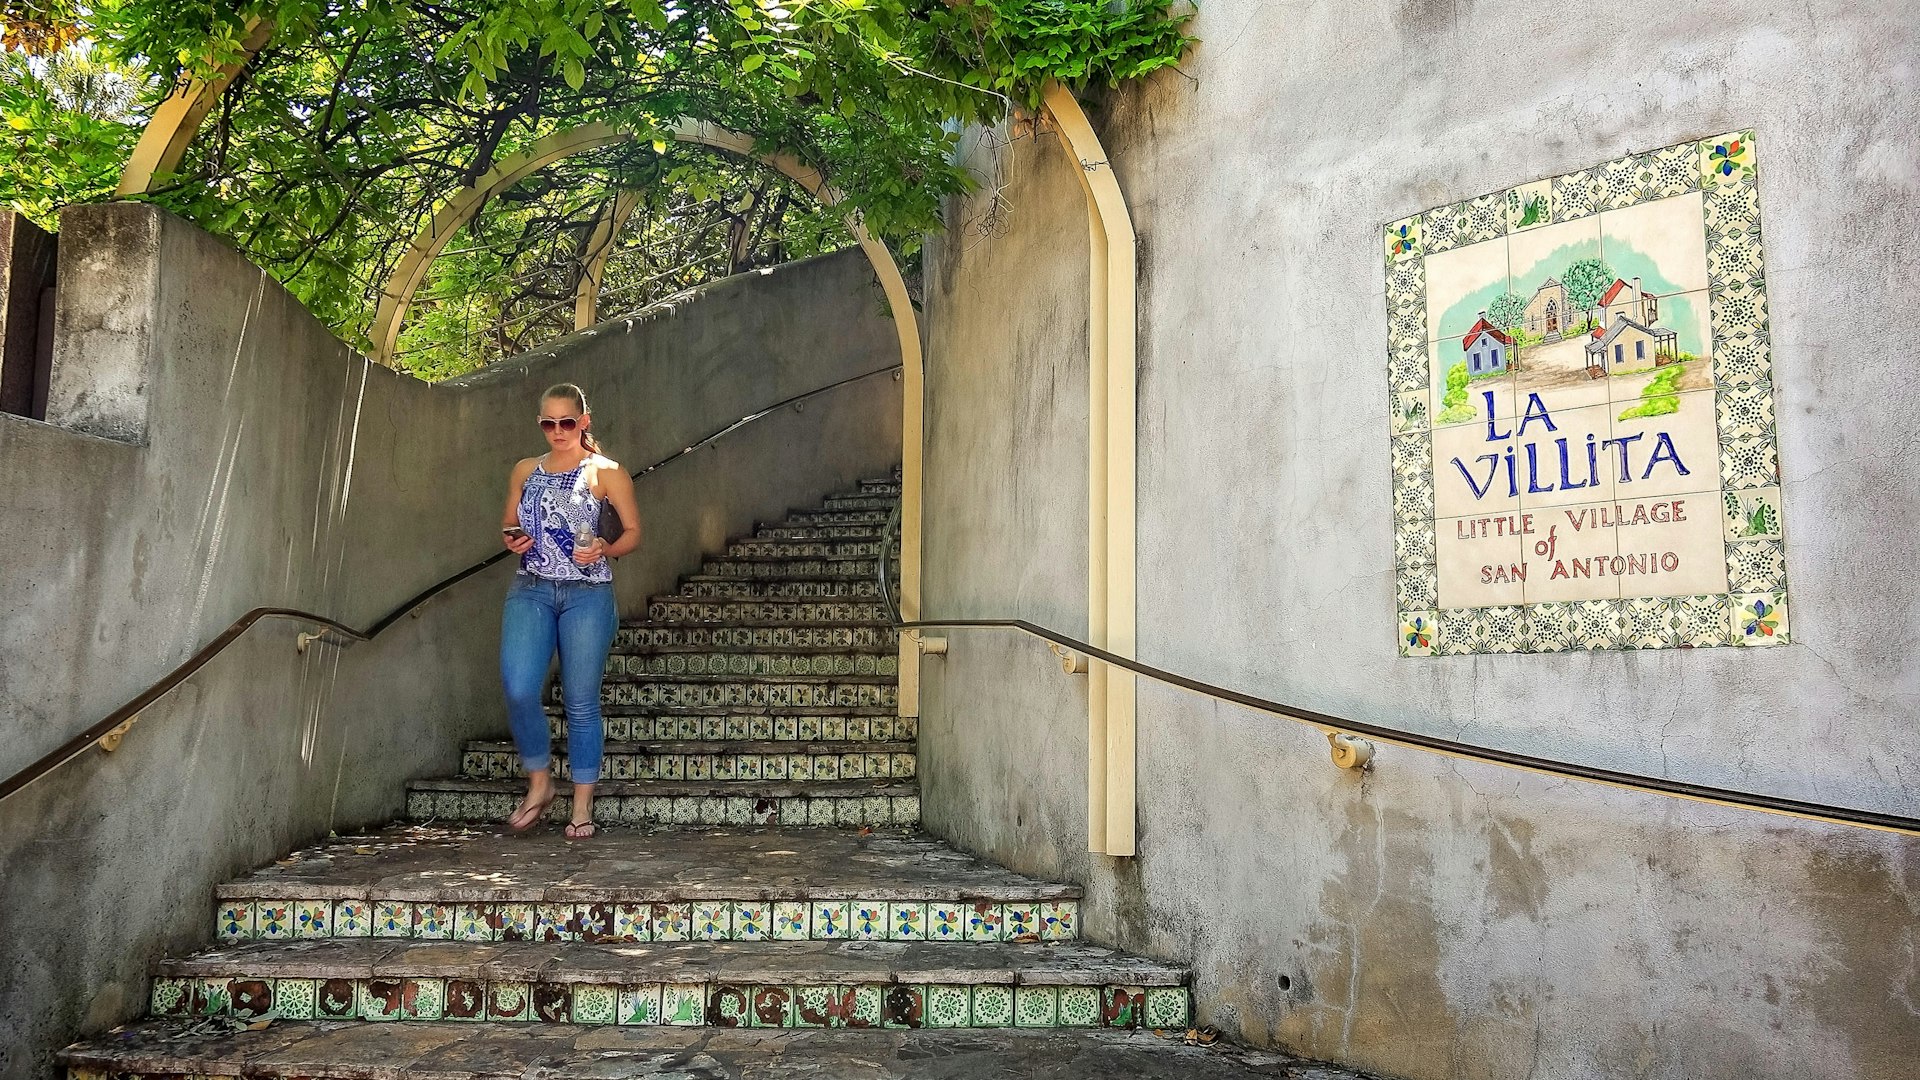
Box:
[0,363,905,804]
[873,514,1920,838]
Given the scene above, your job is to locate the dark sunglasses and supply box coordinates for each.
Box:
[537,415,582,432]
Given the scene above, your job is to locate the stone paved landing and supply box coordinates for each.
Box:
[218,825,1078,902]
[64,1022,1379,1079]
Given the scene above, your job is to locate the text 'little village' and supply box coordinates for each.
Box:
[1451,391,1693,585]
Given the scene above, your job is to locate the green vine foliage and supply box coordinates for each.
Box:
[1,1,1196,377]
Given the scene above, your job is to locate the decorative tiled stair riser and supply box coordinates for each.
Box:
[728,540,892,558]
[214,898,1075,944]
[754,523,889,540]
[700,558,881,578]
[607,652,899,677]
[819,495,899,511]
[648,599,894,621]
[616,625,897,648]
[542,712,918,742]
[461,742,917,782]
[148,976,1187,1030]
[567,679,899,709]
[678,579,885,599]
[404,785,919,827]
[784,510,893,525]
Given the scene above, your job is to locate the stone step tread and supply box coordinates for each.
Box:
[410,778,915,799]
[667,588,882,600]
[711,552,887,564]
[764,512,890,520]
[642,618,894,629]
[60,1024,1340,1079]
[751,525,890,537]
[735,531,891,543]
[598,673,897,684]
[467,739,915,757]
[532,713,919,743]
[152,938,1187,986]
[552,705,902,716]
[627,618,895,628]
[672,584,882,594]
[214,825,1078,903]
[645,600,891,613]
[681,574,882,584]
[614,640,896,653]
[783,513,892,523]
[672,588,879,595]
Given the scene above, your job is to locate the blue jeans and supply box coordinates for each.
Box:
[501,575,617,784]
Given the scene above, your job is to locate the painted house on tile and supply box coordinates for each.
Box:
[1523,277,1572,340]
[1585,312,1676,375]
[1462,315,1513,376]
[1596,277,1658,328]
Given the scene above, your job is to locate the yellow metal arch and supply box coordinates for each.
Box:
[363,120,924,713]
[115,18,276,197]
[1041,82,1137,857]
[575,190,639,329]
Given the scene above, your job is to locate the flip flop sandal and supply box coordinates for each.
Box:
[564,819,599,840]
[505,791,557,834]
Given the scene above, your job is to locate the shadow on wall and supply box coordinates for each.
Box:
[0,202,902,1080]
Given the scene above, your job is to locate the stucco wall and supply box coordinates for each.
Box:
[917,4,1919,1079]
[0,204,901,1078]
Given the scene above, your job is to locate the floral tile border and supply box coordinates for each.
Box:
[471,748,918,783]
[403,790,921,829]
[615,625,898,649]
[581,679,899,710]
[1385,131,1786,655]
[214,898,1075,945]
[611,652,901,678]
[146,975,1183,1030]
[544,714,917,743]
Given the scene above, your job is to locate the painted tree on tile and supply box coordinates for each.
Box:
[1486,291,1526,331]
[1561,258,1616,327]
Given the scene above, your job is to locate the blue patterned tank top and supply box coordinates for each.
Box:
[516,460,612,583]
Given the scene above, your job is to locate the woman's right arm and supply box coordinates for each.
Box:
[502,458,537,553]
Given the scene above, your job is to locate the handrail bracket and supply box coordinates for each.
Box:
[1328,732,1376,771]
[98,713,140,753]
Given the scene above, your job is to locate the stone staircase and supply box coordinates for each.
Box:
[59,472,1354,1078]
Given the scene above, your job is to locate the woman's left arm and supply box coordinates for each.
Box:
[601,466,642,559]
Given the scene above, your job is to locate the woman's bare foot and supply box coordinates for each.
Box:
[506,771,555,833]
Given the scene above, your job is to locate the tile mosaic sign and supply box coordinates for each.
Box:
[1385,132,1786,654]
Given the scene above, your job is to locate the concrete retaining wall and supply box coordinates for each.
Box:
[0,204,901,1078]
[916,3,1920,1078]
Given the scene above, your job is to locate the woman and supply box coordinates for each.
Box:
[500,383,641,838]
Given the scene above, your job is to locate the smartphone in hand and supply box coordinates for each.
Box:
[503,526,529,540]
